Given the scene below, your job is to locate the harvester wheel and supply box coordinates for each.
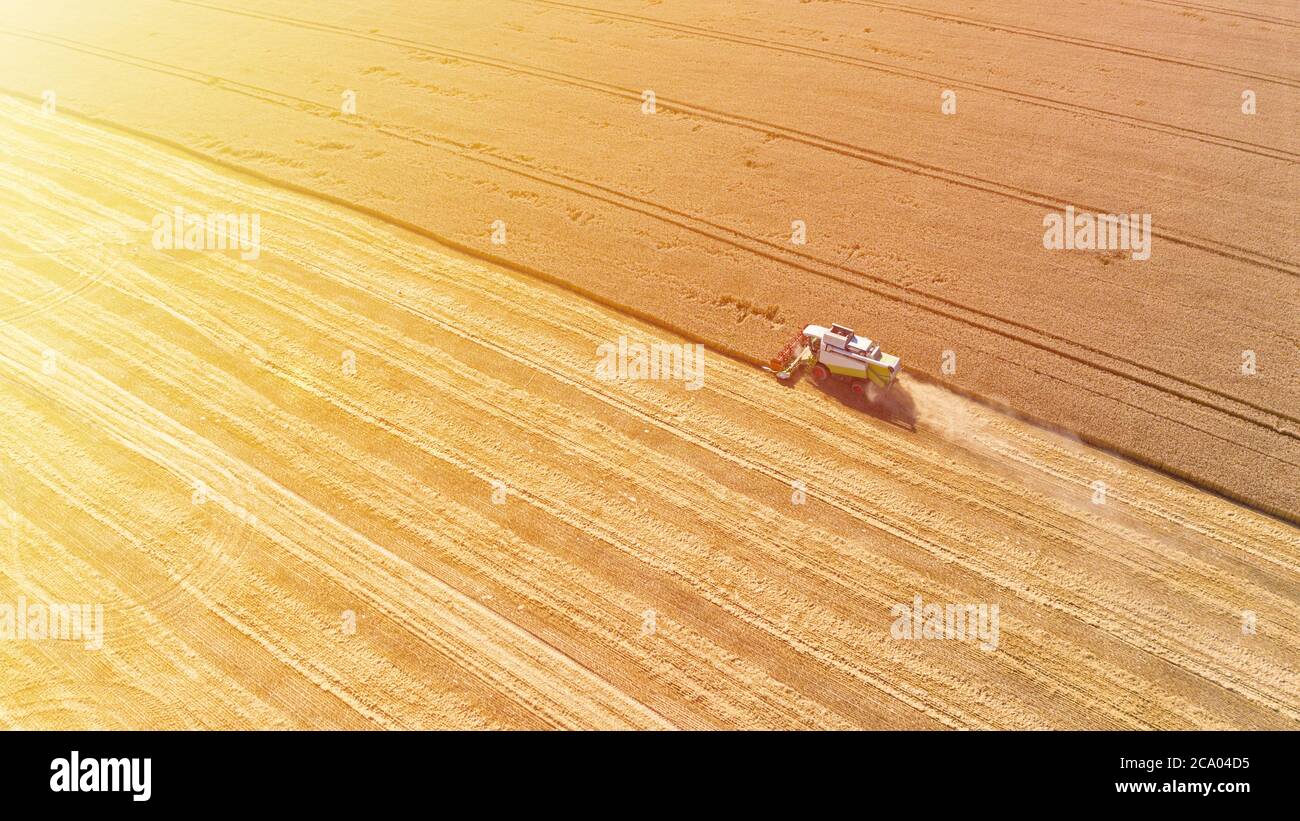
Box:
[810,364,829,382]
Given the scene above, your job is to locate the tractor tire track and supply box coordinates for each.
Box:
[834,0,1300,87]
[178,0,1300,163]
[6,22,1295,278]
[1140,0,1300,28]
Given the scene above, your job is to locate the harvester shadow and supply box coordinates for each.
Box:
[781,371,917,431]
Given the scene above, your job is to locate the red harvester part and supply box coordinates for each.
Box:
[768,330,806,372]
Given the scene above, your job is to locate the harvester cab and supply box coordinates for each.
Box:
[765,322,900,401]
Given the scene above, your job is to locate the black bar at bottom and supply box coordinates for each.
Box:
[0,730,1283,808]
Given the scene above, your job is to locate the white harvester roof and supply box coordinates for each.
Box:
[802,323,898,368]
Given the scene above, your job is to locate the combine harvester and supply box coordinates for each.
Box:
[765,323,900,402]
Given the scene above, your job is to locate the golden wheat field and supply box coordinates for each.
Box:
[0,1,1296,729]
